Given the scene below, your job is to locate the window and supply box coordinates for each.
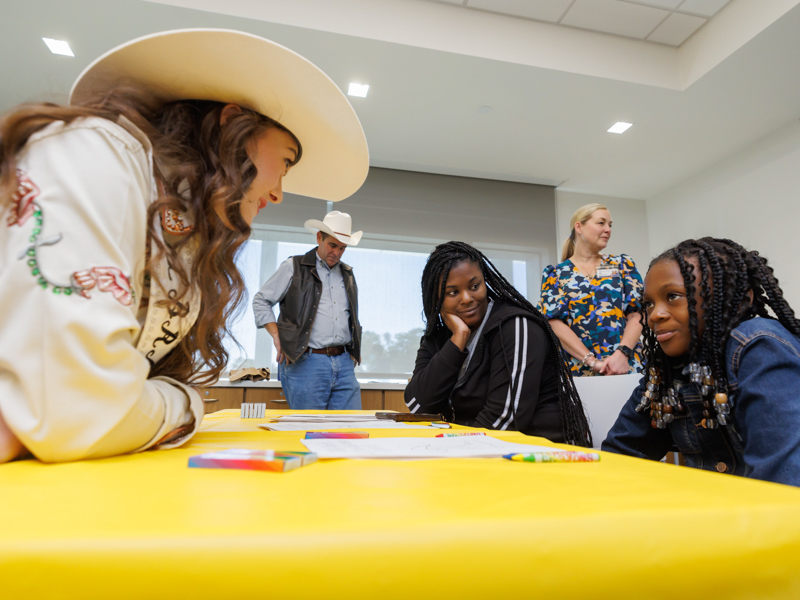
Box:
[223,225,547,382]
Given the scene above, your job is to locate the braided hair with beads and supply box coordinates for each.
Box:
[641,237,800,427]
[420,241,592,446]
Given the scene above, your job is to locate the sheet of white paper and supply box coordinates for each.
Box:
[300,436,562,459]
[271,414,385,423]
[259,421,432,432]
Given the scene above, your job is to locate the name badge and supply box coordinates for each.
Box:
[596,265,619,278]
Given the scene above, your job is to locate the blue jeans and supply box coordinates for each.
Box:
[279,351,361,410]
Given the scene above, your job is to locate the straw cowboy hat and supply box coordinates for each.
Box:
[70,28,368,202]
[304,211,363,246]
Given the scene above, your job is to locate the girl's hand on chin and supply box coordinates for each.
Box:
[442,311,470,351]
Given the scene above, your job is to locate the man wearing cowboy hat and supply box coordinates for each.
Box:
[253,211,363,409]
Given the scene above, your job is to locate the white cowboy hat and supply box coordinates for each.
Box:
[70,28,368,202]
[305,211,363,246]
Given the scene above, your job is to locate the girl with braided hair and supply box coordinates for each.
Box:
[404,241,592,446]
[603,237,800,486]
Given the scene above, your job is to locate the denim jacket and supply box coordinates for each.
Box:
[602,317,800,486]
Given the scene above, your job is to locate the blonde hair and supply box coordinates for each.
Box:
[560,203,609,262]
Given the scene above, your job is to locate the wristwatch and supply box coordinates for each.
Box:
[618,344,633,360]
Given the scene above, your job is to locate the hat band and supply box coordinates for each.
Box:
[334,230,351,238]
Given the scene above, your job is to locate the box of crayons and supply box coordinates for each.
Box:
[188,448,318,472]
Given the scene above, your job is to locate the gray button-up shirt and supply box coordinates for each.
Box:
[252,251,352,349]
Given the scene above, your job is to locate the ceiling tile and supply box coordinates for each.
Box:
[647,11,706,46]
[678,0,731,18]
[625,0,683,8]
[562,0,669,39]
[466,0,573,22]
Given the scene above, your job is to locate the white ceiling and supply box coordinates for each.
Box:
[429,0,733,47]
[3,0,800,200]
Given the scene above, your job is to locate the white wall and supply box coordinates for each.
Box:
[263,167,558,261]
[554,190,651,273]
[647,120,800,308]
[255,167,558,303]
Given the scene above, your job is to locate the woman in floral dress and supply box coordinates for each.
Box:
[539,204,644,377]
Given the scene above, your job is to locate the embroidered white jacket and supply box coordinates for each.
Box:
[0,117,203,462]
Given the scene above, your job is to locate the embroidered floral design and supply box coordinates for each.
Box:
[161,207,194,235]
[12,169,134,304]
[72,267,133,306]
[7,170,39,227]
[11,170,74,295]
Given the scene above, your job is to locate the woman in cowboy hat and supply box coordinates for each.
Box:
[0,29,368,463]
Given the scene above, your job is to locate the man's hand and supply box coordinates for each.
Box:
[441,311,470,351]
[265,323,285,363]
[273,337,285,364]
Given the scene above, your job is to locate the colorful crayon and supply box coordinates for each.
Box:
[503,451,600,463]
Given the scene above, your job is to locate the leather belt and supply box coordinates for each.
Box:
[309,346,346,356]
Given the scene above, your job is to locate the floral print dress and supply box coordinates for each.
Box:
[538,254,643,377]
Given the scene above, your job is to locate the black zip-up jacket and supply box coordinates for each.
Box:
[405,301,563,441]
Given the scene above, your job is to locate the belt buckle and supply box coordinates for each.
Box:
[326,346,335,356]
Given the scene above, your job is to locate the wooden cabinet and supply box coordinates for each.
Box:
[200,387,244,414]
[384,391,409,413]
[202,387,287,414]
[665,452,686,466]
[361,390,383,411]
[245,387,290,410]
[202,385,408,413]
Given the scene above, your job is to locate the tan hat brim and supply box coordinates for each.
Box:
[304,219,362,246]
[70,29,369,202]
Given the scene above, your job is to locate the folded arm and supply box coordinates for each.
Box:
[0,119,201,462]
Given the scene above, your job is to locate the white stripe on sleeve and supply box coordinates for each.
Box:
[493,317,521,429]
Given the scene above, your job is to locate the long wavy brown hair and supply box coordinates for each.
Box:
[0,87,301,386]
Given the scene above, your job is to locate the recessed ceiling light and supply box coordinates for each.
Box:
[348,83,369,98]
[42,38,74,57]
[608,122,632,134]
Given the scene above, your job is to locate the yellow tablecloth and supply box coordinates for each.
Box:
[3,409,800,599]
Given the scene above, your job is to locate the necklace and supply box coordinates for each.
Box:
[571,255,602,278]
